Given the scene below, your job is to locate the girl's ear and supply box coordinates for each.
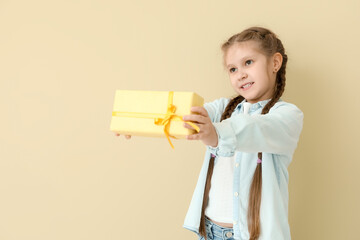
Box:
[272,52,283,73]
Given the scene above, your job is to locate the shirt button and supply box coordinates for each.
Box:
[235,163,239,167]
[233,221,237,225]
[226,232,233,238]
[234,192,239,197]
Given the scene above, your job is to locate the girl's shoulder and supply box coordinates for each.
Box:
[271,99,303,113]
[269,100,304,121]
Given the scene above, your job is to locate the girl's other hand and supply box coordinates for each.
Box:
[182,106,218,148]
[115,133,132,139]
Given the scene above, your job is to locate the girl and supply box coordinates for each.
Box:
[182,27,304,240]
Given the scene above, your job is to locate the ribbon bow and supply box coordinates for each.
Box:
[154,91,200,148]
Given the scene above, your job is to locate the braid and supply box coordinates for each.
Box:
[221,95,245,121]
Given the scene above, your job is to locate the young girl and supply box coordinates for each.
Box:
[182,27,304,240]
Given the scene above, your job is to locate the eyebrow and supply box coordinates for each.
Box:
[226,55,255,68]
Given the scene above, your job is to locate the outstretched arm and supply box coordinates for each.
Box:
[184,102,304,157]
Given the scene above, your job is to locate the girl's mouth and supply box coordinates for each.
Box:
[241,82,254,90]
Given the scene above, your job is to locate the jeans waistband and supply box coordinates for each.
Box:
[205,217,234,240]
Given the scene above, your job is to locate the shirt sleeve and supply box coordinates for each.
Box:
[202,97,230,123]
[207,102,304,157]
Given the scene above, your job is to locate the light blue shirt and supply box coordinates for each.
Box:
[183,97,304,240]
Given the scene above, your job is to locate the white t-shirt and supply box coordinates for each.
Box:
[205,154,236,223]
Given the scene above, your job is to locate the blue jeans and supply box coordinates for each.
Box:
[198,217,235,240]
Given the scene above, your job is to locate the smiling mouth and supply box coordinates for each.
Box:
[241,82,254,89]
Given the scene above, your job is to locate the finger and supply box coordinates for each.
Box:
[183,122,201,131]
[183,114,207,123]
[190,106,209,117]
[186,133,202,140]
[115,133,120,136]
[125,135,131,139]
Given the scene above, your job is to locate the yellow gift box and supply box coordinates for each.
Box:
[110,90,204,148]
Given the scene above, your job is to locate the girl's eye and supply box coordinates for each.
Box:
[229,68,237,73]
[245,60,253,66]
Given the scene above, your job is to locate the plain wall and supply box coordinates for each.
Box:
[1,0,359,239]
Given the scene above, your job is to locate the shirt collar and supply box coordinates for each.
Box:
[235,98,281,111]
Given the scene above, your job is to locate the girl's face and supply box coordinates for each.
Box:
[224,41,278,104]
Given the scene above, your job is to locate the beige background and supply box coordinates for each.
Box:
[0,0,359,239]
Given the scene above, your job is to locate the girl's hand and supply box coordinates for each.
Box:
[182,106,218,147]
[115,133,132,139]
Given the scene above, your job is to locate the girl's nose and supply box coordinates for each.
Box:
[237,71,247,81]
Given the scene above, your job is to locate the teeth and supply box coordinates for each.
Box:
[242,83,252,88]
